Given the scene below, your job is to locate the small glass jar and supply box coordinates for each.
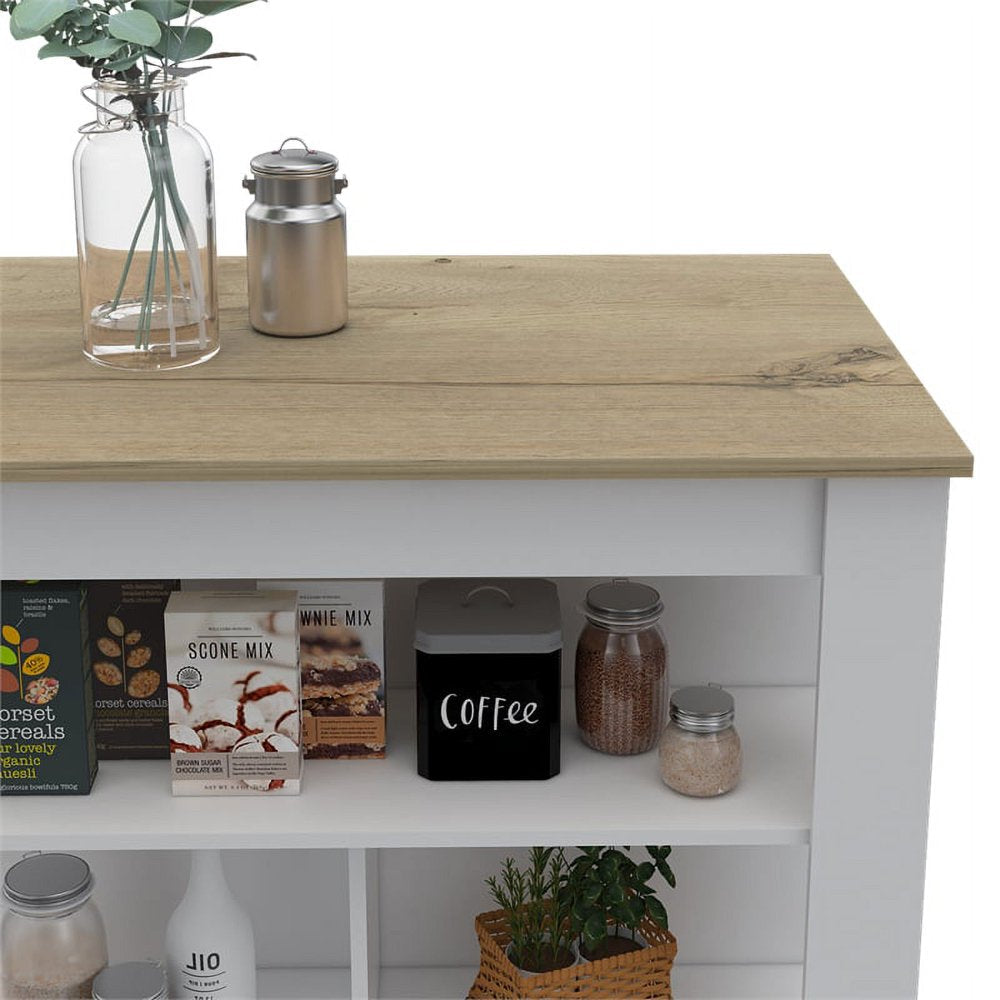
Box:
[659,685,742,797]
[2,853,108,1000]
[92,961,167,1000]
[575,579,668,755]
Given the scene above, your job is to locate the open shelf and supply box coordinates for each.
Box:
[257,964,804,999]
[1,687,814,851]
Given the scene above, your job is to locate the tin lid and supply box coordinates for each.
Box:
[414,579,562,655]
[250,137,339,177]
[92,962,167,1000]
[3,853,93,909]
[584,579,663,629]
[669,685,736,733]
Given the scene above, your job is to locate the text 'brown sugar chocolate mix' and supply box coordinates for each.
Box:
[575,580,668,755]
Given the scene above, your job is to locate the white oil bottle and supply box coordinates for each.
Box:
[166,850,257,999]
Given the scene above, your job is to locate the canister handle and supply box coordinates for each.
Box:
[462,585,514,607]
[276,136,314,154]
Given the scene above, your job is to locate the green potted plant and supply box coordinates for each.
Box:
[561,845,675,961]
[485,848,577,975]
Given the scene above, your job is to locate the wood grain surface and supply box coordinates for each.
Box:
[0,255,972,481]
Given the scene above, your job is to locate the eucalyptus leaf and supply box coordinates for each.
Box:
[154,23,212,60]
[10,0,78,37]
[197,50,255,60]
[102,50,141,71]
[132,0,190,20]
[37,37,81,57]
[163,63,211,76]
[79,36,124,57]
[109,8,161,45]
[192,0,257,14]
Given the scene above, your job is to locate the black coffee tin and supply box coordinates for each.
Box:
[415,579,561,781]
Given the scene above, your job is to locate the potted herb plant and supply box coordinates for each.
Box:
[1,0,263,370]
[470,845,677,999]
[485,848,577,975]
[561,845,675,961]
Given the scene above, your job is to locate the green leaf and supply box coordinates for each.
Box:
[582,881,602,905]
[582,913,606,946]
[197,50,255,60]
[10,0,78,38]
[109,8,161,45]
[132,0,190,20]
[154,23,212,60]
[102,50,141,71]
[661,863,676,889]
[646,895,669,929]
[628,896,647,925]
[37,37,81,57]
[192,1,257,14]
[635,861,655,883]
[0,646,16,666]
[79,37,124,57]
[606,883,626,905]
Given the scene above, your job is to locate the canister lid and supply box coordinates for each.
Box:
[92,962,167,1000]
[3,853,93,909]
[584,579,663,628]
[250,137,339,177]
[669,685,736,733]
[415,579,562,655]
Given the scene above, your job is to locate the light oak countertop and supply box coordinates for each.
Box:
[0,255,972,481]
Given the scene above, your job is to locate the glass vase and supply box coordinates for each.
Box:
[73,79,219,370]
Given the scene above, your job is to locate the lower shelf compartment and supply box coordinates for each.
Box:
[258,963,804,999]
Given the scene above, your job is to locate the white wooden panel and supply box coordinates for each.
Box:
[383,576,821,689]
[0,850,353,971]
[0,688,814,851]
[378,847,807,968]
[804,478,949,999]
[0,479,823,580]
[348,848,380,1000]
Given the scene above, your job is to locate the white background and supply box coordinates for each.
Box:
[0,1,996,996]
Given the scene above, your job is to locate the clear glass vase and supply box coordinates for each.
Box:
[74,80,219,370]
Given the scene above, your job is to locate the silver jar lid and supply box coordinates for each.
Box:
[250,137,339,177]
[669,685,735,733]
[584,579,663,628]
[3,853,94,910]
[92,962,167,1000]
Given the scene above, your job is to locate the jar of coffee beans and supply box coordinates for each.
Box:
[575,579,668,755]
[659,684,742,796]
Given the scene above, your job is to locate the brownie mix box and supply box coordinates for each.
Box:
[165,590,302,795]
[1,581,98,795]
[262,580,386,759]
[88,579,179,759]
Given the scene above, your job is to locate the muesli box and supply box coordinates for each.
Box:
[262,580,386,759]
[1,581,98,795]
[88,579,179,759]
[165,590,301,795]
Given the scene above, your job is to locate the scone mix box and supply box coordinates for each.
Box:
[164,590,302,795]
[1,581,98,795]
[88,580,179,759]
[260,580,386,760]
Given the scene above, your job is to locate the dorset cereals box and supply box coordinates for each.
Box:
[1,581,98,795]
[165,590,301,795]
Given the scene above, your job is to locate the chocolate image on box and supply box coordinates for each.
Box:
[263,580,387,760]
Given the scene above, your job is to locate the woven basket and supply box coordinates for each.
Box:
[468,907,676,999]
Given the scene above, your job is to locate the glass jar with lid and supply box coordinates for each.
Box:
[659,684,742,796]
[2,853,108,1000]
[575,579,668,755]
[92,962,166,1000]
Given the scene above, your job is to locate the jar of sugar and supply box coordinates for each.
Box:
[2,853,108,1000]
[575,580,668,755]
[659,685,742,796]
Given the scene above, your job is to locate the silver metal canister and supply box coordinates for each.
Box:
[243,138,348,336]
